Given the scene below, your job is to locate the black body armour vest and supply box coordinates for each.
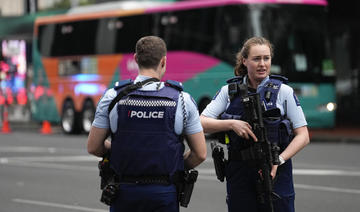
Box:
[220,75,294,152]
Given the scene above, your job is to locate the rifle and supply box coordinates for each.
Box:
[242,93,281,212]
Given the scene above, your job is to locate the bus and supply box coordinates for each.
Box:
[32,0,335,134]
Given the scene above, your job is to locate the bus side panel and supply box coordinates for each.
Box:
[31,40,61,123]
[117,51,233,107]
[290,83,336,128]
[42,58,62,112]
[182,62,233,104]
[98,55,123,88]
[42,55,121,116]
[32,52,122,124]
[118,51,222,82]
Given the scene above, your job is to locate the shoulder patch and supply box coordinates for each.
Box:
[270,75,288,84]
[165,80,183,91]
[190,96,198,108]
[293,93,301,106]
[114,79,133,90]
[212,89,221,100]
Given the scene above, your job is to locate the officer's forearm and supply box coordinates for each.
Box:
[184,150,204,170]
[200,115,234,133]
[280,126,309,161]
[87,126,110,157]
[88,142,108,157]
[183,132,207,169]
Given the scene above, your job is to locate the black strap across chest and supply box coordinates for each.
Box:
[107,77,159,114]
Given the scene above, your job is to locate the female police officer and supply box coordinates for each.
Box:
[200,37,309,212]
[87,36,206,212]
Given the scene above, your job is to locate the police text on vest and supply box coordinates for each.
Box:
[129,110,164,119]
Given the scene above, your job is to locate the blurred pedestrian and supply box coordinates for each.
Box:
[87,36,206,212]
[200,36,309,212]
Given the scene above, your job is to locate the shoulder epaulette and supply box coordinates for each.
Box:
[114,79,133,90]
[226,76,244,84]
[165,80,183,91]
[269,75,288,84]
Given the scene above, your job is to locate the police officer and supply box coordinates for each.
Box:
[87,36,207,212]
[200,37,309,212]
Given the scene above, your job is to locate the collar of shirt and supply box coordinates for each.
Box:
[242,75,270,92]
[134,75,163,90]
[257,75,270,92]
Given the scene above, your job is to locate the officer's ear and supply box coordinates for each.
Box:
[160,56,166,68]
[134,53,138,63]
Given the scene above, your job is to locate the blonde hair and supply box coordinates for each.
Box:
[234,37,274,76]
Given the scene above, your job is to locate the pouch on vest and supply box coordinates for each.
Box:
[263,108,282,145]
[279,119,294,150]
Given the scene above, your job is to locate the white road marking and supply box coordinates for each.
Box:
[196,168,360,177]
[3,155,99,162]
[3,147,360,196]
[2,156,360,177]
[0,146,85,154]
[294,169,360,176]
[0,146,58,153]
[12,198,107,212]
[294,184,360,195]
[3,160,98,171]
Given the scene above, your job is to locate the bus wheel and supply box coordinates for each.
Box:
[198,97,211,114]
[82,100,95,134]
[61,101,79,134]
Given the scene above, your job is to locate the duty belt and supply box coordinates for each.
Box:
[119,175,171,185]
[228,146,259,161]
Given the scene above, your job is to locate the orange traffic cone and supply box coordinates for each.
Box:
[1,120,11,133]
[40,120,52,134]
[1,109,11,134]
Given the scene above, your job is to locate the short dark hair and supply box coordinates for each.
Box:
[135,36,167,70]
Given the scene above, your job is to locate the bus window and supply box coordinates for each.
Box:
[260,5,330,82]
[38,19,98,57]
[96,17,119,54]
[114,14,153,53]
[215,5,251,66]
[59,59,81,76]
[38,24,56,57]
[55,20,98,56]
[58,57,97,76]
[159,7,217,54]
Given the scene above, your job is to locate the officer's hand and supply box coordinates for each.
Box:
[230,120,258,142]
[271,165,278,180]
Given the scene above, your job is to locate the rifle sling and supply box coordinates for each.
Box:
[107,77,159,114]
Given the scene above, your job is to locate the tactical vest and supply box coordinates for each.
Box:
[221,75,295,196]
[110,79,185,179]
[221,75,293,151]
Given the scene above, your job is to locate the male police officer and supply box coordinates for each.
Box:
[87,36,207,212]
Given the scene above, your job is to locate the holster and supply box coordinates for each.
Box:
[98,153,115,189]
[211,141,226,182]
[98,153,119,206]
[100,176,120,206]
[175,169,198,208]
